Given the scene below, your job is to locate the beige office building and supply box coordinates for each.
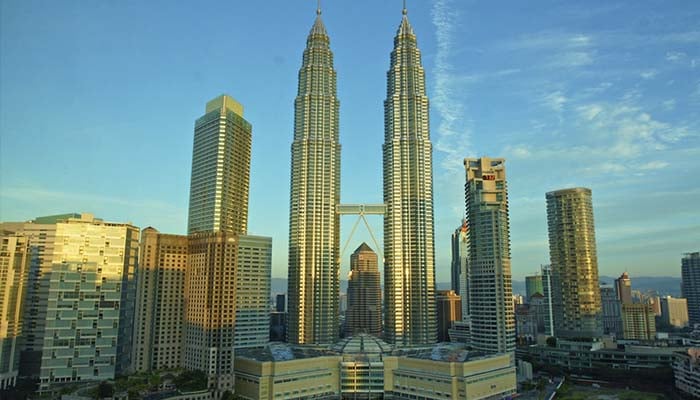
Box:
[346,243,382,338]
[437,290,462,342]
[234,235,272,348]
[546,188,603,338]
[0,233,29,389]
[287,6,342,345]
[187,95,251,235]
[132,228,188,372]
[622,303,656,340]
[234,338,516,400]
[184,232,239,391]
[383,5,437,346]
[661,296,689,328]
[464,158,515,354]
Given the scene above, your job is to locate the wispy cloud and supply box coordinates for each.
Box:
[431,0,472,173]
[666,51,687,62]
[640,70,657,79]
[540,91,568,112]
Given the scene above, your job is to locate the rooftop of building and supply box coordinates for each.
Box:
[394,342,487,363]
[331,334,393,354]
[236,342,335,362]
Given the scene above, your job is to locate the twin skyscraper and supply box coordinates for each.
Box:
[287,4,437,346]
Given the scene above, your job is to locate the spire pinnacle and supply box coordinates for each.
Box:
[403,0,407,15]
[317,0,322,15]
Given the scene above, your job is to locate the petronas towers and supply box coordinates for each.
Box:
[287,8,341,345]
[383,9,436,345]
[287,5,436,345]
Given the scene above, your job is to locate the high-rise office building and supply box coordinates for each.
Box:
[383,5,437,346]
[276,294,286,313]
[615,272,633,304]
[682,252,700,327]
[464,158,515,354]
[234,235,272,348]
[661,297,689,328]
[132,228,188,372]
[541,264,555,336]
[0,233,29,389]
[525,275,544,301]
[183,92,270,393]
[345,243,382,338]
[187,95,251,235]
[437,290,462,342]
[451,221,470,320]
[621,303,656,340]
[38,214,139,391]
[546,188,603,339]
[600,285,623,337]
[0,215,70,379]
[287,6,341,345]
[185,232,238,391]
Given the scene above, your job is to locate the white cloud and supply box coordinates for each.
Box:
[666,51,687,62]
[638,161,669,170]
[577,104,603,120]
[540,91,568,112]
[431,0,473,173]
[662,99,676,111]
[640,70,657,79]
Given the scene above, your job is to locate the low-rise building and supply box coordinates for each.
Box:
[235,335,516,400]
[673,348,700,398]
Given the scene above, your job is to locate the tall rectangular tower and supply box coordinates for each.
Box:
[546,188,603,339]
[346,243,382,338]
[234,235,272,348]
[287,8,341,345]
[0,216,66,379]
[383,7,437,346]
[0,233,29,389]
[451,221,470,321]
[187,95,251,235]
[464,158,515,354]
[682,252,700,327]
[38,214,139,391]
[132,228,188,372]
[541,265,555,336]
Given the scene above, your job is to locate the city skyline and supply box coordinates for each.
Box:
[1,0,699,281]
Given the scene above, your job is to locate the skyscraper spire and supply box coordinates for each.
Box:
[317,0,322,15]
[403,0,407,15]
[383,5,437,346]
[287,6,341,345]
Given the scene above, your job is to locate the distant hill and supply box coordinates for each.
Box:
[273,276,682,298]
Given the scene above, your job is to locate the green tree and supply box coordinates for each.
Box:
[96,381,114,399]
[221,390,234,400]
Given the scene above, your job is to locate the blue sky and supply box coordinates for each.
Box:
[1,0,698,281]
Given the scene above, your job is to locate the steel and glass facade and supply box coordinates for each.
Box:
[546,187,603,339]
[346,243,382,338]
[38,215,138,391]
[187,95,251,235]
[383,9,437,346]
[464,158,515,354]
[287,9,341,345]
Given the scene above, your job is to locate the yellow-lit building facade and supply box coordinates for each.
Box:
[38,214,139,391]
[234,339,516,400]
[0,233,29,389]
[132,228,188,371]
